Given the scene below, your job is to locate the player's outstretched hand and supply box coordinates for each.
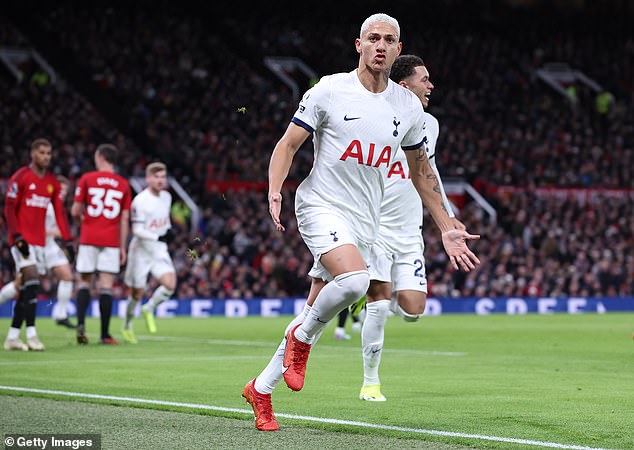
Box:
[268,192,285,231]
[441,229,480,272]
[14,234,29,258]
[452,218,467,231]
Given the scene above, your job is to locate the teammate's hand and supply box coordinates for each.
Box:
[14,234,29,258]
[441,229,480,272]
[268,192,285,231]
[57,238,75,265]
[119,247,127,266]
[158,229,175,244]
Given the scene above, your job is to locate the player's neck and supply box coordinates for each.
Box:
[29,163,46,177]
[355,67,389,93]
[97,164,114,173]
[148,187,161,196]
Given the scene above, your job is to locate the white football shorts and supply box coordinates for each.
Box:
[44,238,69,270]
[367,238,427,293]
[76,245,120,274]
[124,238,175,288]
[11,245,46,275]
[302,210,371,282]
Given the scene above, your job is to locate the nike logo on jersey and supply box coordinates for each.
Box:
[314,317,328,324]
[343,115,361,121]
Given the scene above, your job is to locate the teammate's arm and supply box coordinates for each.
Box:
[71,177,86,224]
[404,149,479,271]
[268,123,311,231]
[52,185,72,241]
[119,209,130,264]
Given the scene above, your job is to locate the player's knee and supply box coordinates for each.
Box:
[398,306,423,322]
[334,270,370,303]
[394,294,426,322]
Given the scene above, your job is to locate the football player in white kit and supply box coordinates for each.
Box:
[122,162,176,343]
[242,13,481,431]
[0,176,75,328]
[356,54,467,402]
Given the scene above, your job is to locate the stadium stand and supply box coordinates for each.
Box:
[1,1,632,299]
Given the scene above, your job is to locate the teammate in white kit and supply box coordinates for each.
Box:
[242,13,481,431]
[45,176,76,328]
[122,162,176,343]
[357,54,467,402]
[0,176,76,328]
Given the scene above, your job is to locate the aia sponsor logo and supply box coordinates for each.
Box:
[339,140,392,167]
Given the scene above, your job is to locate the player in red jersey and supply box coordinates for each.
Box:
[71,144,131,345]
[3,138,73,351]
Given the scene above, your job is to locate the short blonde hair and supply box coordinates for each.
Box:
[360,13,400,40]
[146,161,167,176]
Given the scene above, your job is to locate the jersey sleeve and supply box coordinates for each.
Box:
[290,76,332,133]
[401,97,427,151]
[4,173,22,241]
[51,179,72,240]
[73,175,87,204]
[130,196,145,225]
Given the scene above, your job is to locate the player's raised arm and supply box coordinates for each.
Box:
[267,123,310,231]
[404,148,480,271]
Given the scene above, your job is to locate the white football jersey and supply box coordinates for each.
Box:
[130,188,172,242]
[293,70,427,244]
[45,203,59,246]
[379,112,454,251]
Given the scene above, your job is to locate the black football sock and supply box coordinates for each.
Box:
[99,290,113,339]
[338,308,349,327]
[76,287,91,326]
[10,294,25,329]
[23,280,41,327]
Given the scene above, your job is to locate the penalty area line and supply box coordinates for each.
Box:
[0,385,610,450]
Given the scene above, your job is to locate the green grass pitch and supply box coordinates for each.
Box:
[1,313,633,449]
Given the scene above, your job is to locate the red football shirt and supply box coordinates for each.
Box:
[4,166,72,246]
[73,171,131,248]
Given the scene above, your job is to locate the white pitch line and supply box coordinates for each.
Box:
[138,335,466,357]
[0,385,611,450]
[0,355,266,366]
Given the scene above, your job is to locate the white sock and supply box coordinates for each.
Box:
[26,326,37,340]
[0,282,17,305]
[143,285,173,312]
[53,280,73,320]
[362,300,390,386]
[125,297,139,329]
[7,327,20,340]
[295,270,369,344]
[255,304,312,394]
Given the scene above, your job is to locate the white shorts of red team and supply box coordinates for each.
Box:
[124,237,175,288]
[76,245,120,274]
[301,210,371,283]
[365,237,428,294]
[11,240,69,276]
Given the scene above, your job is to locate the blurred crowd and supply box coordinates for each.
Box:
[0,1,632,299]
